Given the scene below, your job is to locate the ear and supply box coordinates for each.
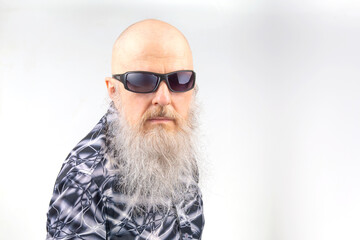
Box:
[105,77,118,100]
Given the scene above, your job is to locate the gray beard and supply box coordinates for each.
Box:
[105,101,200,212]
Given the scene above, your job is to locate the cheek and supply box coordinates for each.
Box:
[121,93,152,125]
[127,104,146,123]
[172,92,193,119]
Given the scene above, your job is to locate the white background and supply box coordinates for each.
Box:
[1,0,360,239]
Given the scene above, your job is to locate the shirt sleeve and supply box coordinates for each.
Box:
[46,170,107,240]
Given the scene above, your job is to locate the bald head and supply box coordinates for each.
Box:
[111,19,193,74]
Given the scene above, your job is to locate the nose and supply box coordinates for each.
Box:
[152,81,171,106]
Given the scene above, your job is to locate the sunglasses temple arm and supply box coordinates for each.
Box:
[112,75,126,85]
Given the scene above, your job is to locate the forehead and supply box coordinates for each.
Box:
[119,54,193,74]
[112,29,193,74]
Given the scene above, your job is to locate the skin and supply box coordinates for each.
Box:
[105,19,194,132]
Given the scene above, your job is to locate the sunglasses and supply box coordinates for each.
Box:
[112,70,196,93]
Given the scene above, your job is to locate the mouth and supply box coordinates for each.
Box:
[147,117,175,124]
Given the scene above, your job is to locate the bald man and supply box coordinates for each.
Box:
[46,19,205,240]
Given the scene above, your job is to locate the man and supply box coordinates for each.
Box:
[46,19,204,240]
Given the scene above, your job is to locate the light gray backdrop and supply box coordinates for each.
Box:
[1,0,360,239]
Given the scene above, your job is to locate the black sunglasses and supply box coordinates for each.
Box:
[112,70,196,93]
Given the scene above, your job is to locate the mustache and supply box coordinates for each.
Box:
[135,105,189,132]
[141,106,180,122]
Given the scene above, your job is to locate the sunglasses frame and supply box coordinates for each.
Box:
[112,70,196,93]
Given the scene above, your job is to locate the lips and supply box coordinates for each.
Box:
[149,117,174,121]
[147,117,175,124]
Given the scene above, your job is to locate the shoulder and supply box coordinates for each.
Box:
[47,115,113,239]
[54,115,110,191]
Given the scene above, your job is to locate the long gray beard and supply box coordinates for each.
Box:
[105,101,200,212]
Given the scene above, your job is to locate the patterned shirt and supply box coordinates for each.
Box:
[46,113,205,240]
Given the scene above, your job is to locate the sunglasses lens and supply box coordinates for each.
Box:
[168,71,195,92]
[126,73,158,93]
